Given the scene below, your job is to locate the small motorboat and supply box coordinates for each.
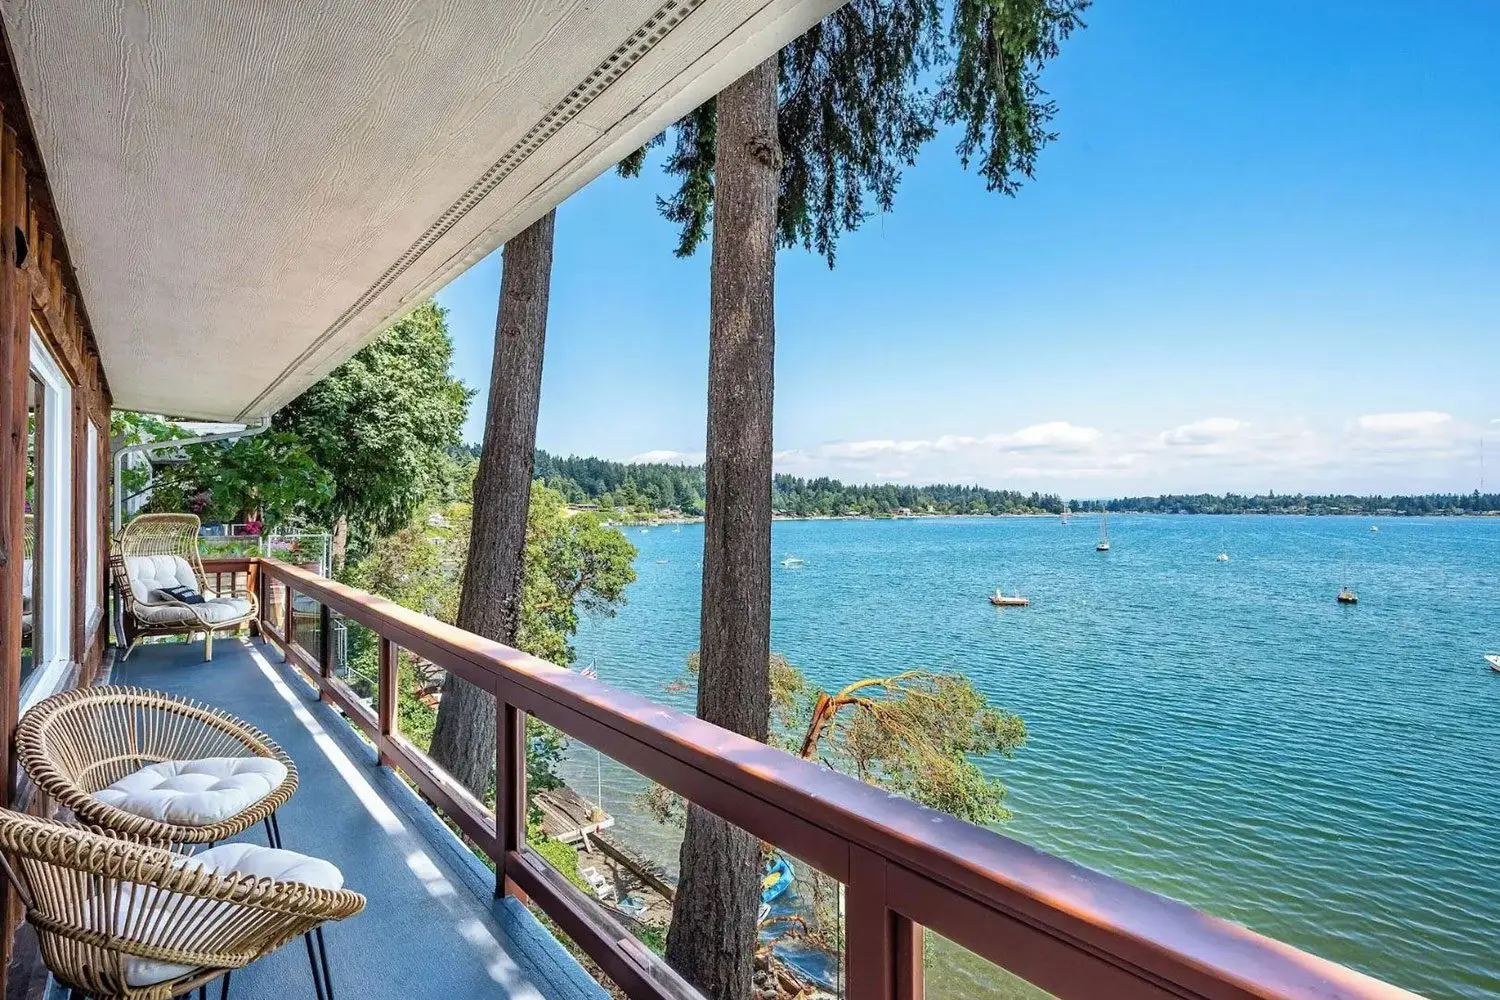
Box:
[1485,654,1500,673]
[780,555,804,568]
[1216,553,1230,562]
[989,587,1029,607]
[1369,524,1379,533]
[1337,588,1358,604]
[762,854,795,904]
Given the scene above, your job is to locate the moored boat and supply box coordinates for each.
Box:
[1337,588,1358,604]
[989,588,1030,607]
[1485,654,1500,673]
[1096,509,1110,552]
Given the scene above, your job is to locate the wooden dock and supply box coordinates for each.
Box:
[533,786,615,843]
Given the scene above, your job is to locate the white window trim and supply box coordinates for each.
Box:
[22,327,73,712]
[86,420,101,622]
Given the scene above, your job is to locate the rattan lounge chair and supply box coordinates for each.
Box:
[111,514,257,661]
[15,687,297,847]
[0,808,363,1000]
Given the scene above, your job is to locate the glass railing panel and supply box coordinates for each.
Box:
[922,928,1056,1000]
[524,729,848,1000]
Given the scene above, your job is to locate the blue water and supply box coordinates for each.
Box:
[564,515,1500,999]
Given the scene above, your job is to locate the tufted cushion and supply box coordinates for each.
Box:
[132,596,251,626]
[104,843,343,987]
[94,757,289,826]
[122,555,200,606]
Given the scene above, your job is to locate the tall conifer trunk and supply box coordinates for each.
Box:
[664,56,779,1000]
[428,210,555,795]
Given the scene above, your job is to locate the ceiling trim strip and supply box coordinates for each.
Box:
[237,0,708,419]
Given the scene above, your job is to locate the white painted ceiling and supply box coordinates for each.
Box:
[2,0,839,419]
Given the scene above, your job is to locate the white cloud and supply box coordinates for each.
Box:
[1353,411,1452,434]
[629,449,704,465]
[990,421,1102,451]
[1159,417,1247,447]
[635,412,1486,494]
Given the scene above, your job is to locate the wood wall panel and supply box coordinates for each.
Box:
[0,39,113,985]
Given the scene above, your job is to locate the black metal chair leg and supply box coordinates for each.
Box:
[219,970,232,1000]
[303,932,327,1000]
[269,811,284,848]
[263,815,283,849]
[315,926,335,1000]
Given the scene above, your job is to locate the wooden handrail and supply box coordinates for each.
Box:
[253,558,1422,1000]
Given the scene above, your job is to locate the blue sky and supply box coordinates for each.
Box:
[436,0,1499,496]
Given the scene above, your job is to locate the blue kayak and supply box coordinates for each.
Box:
[761,854,795,904]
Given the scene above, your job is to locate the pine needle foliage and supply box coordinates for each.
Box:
[621,0,1088,265]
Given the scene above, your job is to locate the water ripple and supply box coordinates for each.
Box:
[571,516,1500,999]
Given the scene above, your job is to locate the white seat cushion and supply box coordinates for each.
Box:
[94,757,289,826]
[108,843,343,986]
[123,554,200,605]
[132,596,250,626]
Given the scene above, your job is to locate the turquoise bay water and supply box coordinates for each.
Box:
[564,515,1500,999]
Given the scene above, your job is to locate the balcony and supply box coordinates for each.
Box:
[111,631,608,1000]
[96,556,1425,1000]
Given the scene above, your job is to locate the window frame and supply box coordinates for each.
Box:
[85,419,101,622]
[22,327,73,711]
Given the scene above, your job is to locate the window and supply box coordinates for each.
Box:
[22,328,72,709]
[86,420,100,621]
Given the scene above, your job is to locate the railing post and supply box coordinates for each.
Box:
[377,638,396,765]
[317,602,333,699]
[281,581,292,661]
[847,845,897,1000]
[495,698,526,897]
[895,915,923,1000]
[247,560,261,638]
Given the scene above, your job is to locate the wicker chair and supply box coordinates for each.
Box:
[111,514,257,661]
[0,808,364,1000]
[15,687,297,847]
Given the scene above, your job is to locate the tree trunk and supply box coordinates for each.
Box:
[664,56,779,1000]
[330,513,349,575]
[428,209,555,796]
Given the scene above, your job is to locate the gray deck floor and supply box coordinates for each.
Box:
[110,636,608,1000]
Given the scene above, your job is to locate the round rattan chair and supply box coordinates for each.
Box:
[15,687,297,847]
[0,808,364,1000]
[111,514,258,662]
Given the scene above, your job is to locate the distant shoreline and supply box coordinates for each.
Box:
[595,509,1500,527]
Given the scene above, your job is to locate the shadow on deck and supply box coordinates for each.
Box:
[110,637,606,1000]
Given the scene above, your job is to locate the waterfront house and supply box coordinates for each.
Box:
[0,6,1427,1000]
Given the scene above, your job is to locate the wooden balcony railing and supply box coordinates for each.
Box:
[248,557,1422,1000]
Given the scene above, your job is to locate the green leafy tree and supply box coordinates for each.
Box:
[345,483,636,797]
[276,300,472,571]
[648,655,1025,954]
[133,428,332,529]
[623,0,1088,266]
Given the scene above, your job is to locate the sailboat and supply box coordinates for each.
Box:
[1096,510,1110,552]
[1060,504,1070,526]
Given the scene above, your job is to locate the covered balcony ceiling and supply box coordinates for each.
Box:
[1,0,837,420]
